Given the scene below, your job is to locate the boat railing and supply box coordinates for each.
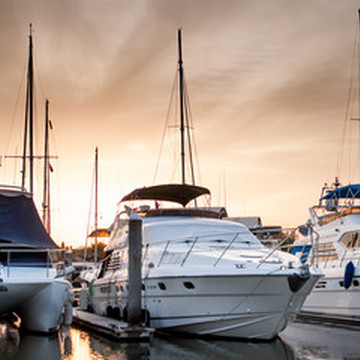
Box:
[152,230,259,267]
[0,248,62,278]
[339,248,360,268]
[257,233,296,268]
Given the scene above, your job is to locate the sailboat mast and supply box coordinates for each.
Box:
[28,24,34,194]
[43,99,50,232]
[94,146,98,264]
[178,29,186,185]
[21,24,34,192]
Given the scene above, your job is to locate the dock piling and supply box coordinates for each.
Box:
[127,213,143,326]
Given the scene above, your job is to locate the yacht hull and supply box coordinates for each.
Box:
[93,273,319,340]
[301,271,360,320]
[0,277,69,333]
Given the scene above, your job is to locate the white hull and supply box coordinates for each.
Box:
[301,270,360,319]
[0,268,69,333]
[93,273,319,340]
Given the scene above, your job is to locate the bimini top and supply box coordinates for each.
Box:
[121,184,211,207]
[321,184,360,200]
[0,190,58,248]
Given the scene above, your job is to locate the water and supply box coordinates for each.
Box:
[1,320,360,360]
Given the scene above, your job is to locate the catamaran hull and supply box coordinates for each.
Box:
[92,273,319,340]
[0,279,69,333]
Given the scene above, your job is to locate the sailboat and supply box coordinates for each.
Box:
[0,25,69,333]
[89,29,321,340]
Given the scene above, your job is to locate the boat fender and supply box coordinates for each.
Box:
[113,307,121,320]
[123,307,128,322]
[287,267,310,293]
[63,297,73,326]
[106,306,114,318]
[344,261,355,290]
[141,309,150,327]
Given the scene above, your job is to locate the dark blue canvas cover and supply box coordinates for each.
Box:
[321,184,360,200]
[0,191,58,248]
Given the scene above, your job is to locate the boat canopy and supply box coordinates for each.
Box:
[120,184,211,207]
[0,191,58,248]
[321,184,360,200]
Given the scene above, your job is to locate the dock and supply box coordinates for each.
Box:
[297,311,360,328]
[73,308,155,341]
[72,308,154,341]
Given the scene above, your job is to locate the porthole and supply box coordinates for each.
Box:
[184,281,195,289]
[354,280,359,287]
[339,281,344,287]
[158,282,167,290]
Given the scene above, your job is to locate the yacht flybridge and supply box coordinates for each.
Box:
[91,183,320,340]
[292,180,360,320]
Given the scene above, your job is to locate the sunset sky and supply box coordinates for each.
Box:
[1,0,360,247]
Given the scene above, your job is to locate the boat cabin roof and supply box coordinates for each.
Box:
[121,184,211,207]
[321,184,360,200]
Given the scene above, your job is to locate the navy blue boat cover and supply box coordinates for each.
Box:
[321,184,360,200]
[0,192,58,248]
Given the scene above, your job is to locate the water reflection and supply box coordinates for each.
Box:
[0,321,65,360]
[1,320,360,359]
[0,320,294,360]
[150,335,294,360]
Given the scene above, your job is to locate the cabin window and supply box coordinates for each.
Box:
[0,251,48,267]
[340,231,360,249]
[158,282,167,290]
[141,283,145,291]
[183,281,195,290]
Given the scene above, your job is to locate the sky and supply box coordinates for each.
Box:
[1,0,360,247]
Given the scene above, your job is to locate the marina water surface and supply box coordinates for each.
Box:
[1,320,360,360]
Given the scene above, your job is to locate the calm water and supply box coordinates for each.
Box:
[1,320,360,360]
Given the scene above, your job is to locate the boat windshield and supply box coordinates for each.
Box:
[105,217,262,251]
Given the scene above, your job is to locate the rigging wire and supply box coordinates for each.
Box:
[4,59,27,159]
[183,76,203,186]
[84,162,96,262]
[337,13,360,181]
[153,72,178,184]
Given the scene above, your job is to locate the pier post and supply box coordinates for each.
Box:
[127,213,142,326]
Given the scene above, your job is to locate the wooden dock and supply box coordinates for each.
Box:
[72,308,154,341]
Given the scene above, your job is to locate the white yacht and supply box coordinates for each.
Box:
[90,184,321,340]
[292,180,360,321]
[0,187,69,333]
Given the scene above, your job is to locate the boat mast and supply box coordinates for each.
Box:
[21,24,34,192]
[94,146,98,264]
[178,29,186,185]
[43,99,51,233]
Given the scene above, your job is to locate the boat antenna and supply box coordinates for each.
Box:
[21,24,34,192]
[178,28,186,185]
